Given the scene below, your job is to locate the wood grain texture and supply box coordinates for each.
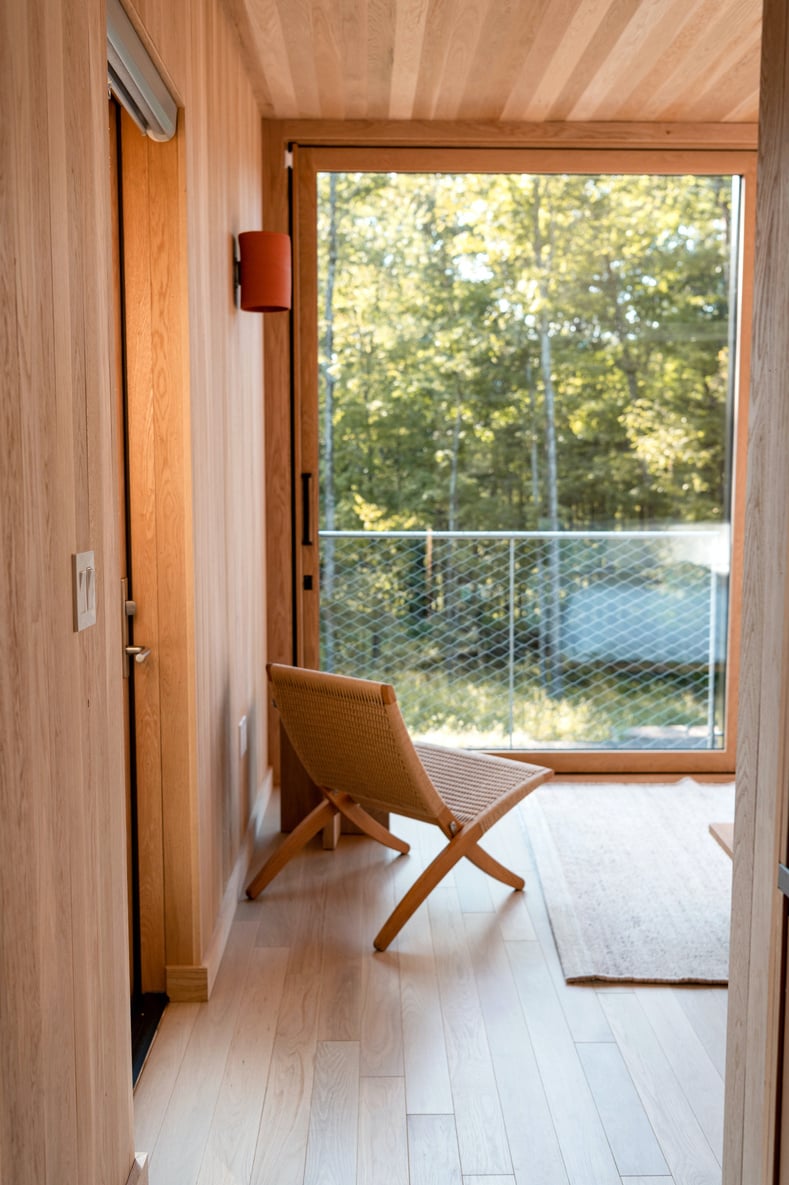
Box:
[1,0,133,1181]
[126,0,269,985]
[723,3,789,1183]
[357,1077,409,1185]
[427,885,512,1176]
[119,112,169,991]
[507,941,621,1185]
[303,1042,361,1185]
[600,992,723,1185]
[2,0,270,1176]
[464,914,569,1184]
[634,987,724,1161]
[195,946,288,1185]
[222,0,760,123]
[138,798,730,1185]
[577,1042,670,1177]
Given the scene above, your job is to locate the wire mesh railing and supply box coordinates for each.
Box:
[319,528,730,751]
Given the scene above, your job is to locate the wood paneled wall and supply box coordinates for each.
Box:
[1,0,266,1179]
[723,0,789,1179]
[1,0,134,1181]
[123,0,267,984]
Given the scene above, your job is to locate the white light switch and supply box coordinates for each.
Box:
[73,551,97,631]
[239,715,248,757]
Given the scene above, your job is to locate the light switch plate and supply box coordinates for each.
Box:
[239,715,248,757]
[73,551,97,631]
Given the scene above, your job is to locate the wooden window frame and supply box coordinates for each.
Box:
[264,124,756,777]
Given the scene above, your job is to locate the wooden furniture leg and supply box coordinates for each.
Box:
[246,798,337,898]
[466,841,524,889]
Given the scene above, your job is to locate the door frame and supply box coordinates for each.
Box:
[112,104,201,996]
[286,140,755,776]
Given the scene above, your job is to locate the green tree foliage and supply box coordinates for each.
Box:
[317,170,734,533]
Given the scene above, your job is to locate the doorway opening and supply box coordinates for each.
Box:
[109,97,168,1083]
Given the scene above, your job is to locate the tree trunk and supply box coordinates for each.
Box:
[533,178,563,697]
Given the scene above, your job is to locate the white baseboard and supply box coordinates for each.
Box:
[166,767,274,1002]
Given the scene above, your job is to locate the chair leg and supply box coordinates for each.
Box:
[372,826,478,951]
[325,790,410,854]
[246,798,338,899]
[465,841,524,890]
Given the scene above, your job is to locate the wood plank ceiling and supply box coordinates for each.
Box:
[220,0,761,124]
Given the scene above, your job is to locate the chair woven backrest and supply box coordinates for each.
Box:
[268,664,452,825]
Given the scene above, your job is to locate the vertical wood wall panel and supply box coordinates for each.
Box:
[2,0,266,1178]
[723,0,789,1181]
[123,0,267,972]
[1,0,135,1179]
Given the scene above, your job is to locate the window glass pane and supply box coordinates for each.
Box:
[318,172,738,751]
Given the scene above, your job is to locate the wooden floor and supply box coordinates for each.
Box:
[134,789,727,1185]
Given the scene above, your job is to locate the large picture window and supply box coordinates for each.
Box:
[293,147,754,772]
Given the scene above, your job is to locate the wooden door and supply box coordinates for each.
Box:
[109,101,167,998]
[109,100,135,991]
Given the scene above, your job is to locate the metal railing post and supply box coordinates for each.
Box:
[707,569,718,749]
[508,537,515,746]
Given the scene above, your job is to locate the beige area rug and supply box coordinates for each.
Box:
[521,779,735,984]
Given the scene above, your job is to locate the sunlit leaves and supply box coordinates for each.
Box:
[317,169,734,532]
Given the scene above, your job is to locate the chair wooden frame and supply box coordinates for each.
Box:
[246,664,554,950]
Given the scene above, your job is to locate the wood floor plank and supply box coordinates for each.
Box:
[317,838,370,1041]
[134,799,727,1185]
[145,920,258,1185]
[302,1042,360,1185]
[454,856,496,912]
[195,946,289,1185]
[249,847,330,1185]
[360,943,404,1075]
[577,1042,669,1177]
[622,1178,676,1184]
[407,1114,463,1185]
[478,821,537,939]
[428,884,513,1176]
[672,987,728,1078]
[512,804,615,1043]
[359,839,405,1077]
[133,1002,200,1158]
[357,1076,409,1185]
[464,1178,516,1184]
[396,824,454,1115]
[251,844,310,948]
[599,992,722,1185]
[464,913,569,1185]
[635,987,724,1161]
[507,939,621,1185]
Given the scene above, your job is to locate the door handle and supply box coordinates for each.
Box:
[125,645,151,665]
[301,472,313,545]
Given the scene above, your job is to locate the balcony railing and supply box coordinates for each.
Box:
[319,528,729,751]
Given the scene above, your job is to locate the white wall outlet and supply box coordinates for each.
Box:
[239,714,248,757]
[73,551,97,632]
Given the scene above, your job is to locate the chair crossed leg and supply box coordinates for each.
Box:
[372,821,523,950]
[245,787,409,900]
[246,787,525,952]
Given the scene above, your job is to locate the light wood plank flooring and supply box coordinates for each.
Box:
[135,790,727,1185]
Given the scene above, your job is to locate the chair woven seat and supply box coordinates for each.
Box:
[414,743,550,828]
[246,664,554,950]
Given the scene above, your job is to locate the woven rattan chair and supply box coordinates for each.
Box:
[246,664,554,950]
